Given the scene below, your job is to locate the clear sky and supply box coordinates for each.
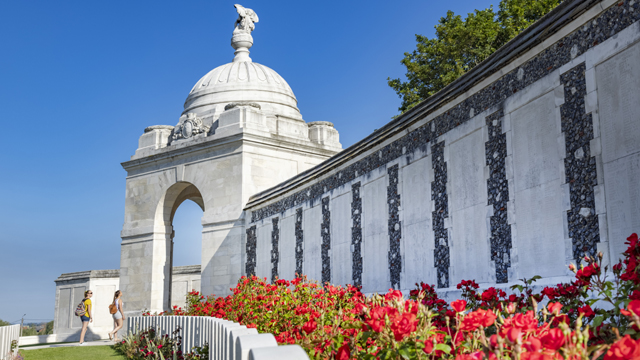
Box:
[0,0,488,323]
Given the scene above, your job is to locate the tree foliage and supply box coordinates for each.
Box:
[388,0,562,113]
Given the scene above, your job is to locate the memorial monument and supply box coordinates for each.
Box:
[53,0,640,341]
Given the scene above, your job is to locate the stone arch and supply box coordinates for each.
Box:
[154,181,205,310]
[155,182,205,227]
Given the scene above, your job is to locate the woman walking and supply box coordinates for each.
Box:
[108,290,125,341]
[78,290,93,345]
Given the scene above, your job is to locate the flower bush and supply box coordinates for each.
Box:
[150,233,640,359]
[113,326,208,360]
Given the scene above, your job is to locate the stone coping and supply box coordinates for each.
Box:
[172,265,202,275]
[55,270,120,282]
[55,266,201,282]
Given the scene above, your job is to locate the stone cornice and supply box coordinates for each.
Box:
[122,131,339,172]
[55,269,120,283]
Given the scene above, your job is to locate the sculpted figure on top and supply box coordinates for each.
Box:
[233,4,259,35]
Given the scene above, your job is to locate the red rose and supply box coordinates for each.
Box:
[337,344,350,360]
[578,304,595,318]
[451,299,467,313]
[547,302,562,315]
[502,311,538,335]
[302,320,317,334]
[461,309,497,331]
[422,339,434,354]
[541,328,565,350]
[390,312,417,341]
[604,335,640,360]
[523,336,541,352]
[506,327,522,344]
[365,307,387,332]
[385,289,403,301]
[481,287,498,301]
[489,335,498,349]
[354,303,367,315]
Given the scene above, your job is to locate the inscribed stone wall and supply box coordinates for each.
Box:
[244,0,640,295]
[597,40,640,261]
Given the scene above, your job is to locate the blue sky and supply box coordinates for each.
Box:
[0,0,488,322]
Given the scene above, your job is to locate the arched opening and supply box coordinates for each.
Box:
[155,182,205,310]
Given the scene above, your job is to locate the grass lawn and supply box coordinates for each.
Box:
[20,345,126,359]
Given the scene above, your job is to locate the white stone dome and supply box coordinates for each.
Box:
[183,60,302,120]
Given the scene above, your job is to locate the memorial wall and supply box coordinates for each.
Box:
[243,0,640,296]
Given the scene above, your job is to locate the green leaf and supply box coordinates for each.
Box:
[434,343,452,354]
[592,315,604,328]
[398,346,411,360]
[379,349,395,360]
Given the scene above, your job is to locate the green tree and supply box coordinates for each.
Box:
[388,0,561,113]
[0,319,10,327]
[44,321,54,335]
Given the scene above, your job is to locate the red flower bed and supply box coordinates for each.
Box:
[151,233,640,359]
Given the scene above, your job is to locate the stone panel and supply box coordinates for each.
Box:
[400,156,434,290]
[171,281,188,308]
[449,129,491,284]
[303,204,322,282]
[603,154,640,261]
[363,176,389,293]
[511,91,565,278]
[255,222,272,279]
[58,288,71,329]
[449,129,486,212]
[450,203,492,284]
[331,192,352,286]
[513,181,566,278]
[597,41,640,164]
[279,215,297,280]
[512,92,560,192]
[597,41,640,259]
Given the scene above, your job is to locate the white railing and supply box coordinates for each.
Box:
[0,324,19,360]
[127,316,308,360]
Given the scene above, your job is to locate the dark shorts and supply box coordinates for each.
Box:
[80,315,90,322]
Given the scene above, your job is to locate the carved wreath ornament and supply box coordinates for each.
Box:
[172,113,210,141]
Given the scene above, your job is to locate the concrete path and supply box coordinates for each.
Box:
[21,339,115,350]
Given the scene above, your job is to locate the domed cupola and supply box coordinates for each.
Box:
[132,5,341,159]
[183,4,302,121]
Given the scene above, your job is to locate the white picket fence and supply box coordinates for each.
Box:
[126,316,308,360]
[0,324,19,360]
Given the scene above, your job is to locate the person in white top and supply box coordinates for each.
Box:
[108,290,125,341]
